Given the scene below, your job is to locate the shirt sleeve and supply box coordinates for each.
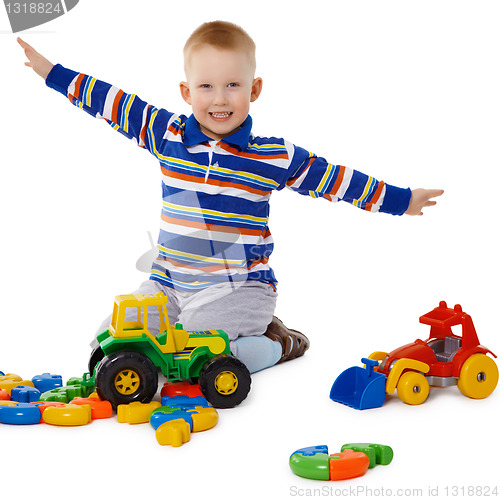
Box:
[283,143,411,216]
[45,63,176,157]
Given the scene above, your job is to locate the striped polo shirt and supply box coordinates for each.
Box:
[46,64,411,292]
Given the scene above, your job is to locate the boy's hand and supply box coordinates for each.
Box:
[405,188,444,216]
[17,37,54,80]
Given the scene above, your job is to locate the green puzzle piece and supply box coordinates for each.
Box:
[340,443,393,468]
[39,374,95,403]
[289,451,330,481]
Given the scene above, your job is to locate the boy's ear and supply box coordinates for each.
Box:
[179,81,191,105]
[250,77,263,102]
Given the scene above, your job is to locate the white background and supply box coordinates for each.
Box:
[1,1,499,498]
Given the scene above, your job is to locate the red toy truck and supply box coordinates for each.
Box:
[331,301,498,409]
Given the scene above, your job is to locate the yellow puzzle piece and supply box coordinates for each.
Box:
[156,419,191,447]
[0,374,35,395]
[42,403,92,426]
[117,401,161,424]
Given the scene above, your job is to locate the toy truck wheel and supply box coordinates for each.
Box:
[88,346,104,375]
[198,355,251,409]
[396,371,430,405]
[95,351,158,409]
[457,354,499,399]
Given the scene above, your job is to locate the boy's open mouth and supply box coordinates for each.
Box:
[209,112,233,119]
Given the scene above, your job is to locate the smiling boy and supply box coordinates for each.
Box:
[18,21,442,375]
[180,34,262,141]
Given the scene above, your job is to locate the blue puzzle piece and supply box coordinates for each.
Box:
[0,402,42,425]
[32,373,63,393]
[161,395,208,407]
[291,445,329,458]
[10,385,41,403]
[150,407,194,430]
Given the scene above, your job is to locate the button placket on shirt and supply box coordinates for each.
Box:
[205,141,221,182]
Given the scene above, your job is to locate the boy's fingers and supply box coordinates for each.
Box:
[428,189,444,199]
[17,37,37,59]
[17,37,29,49]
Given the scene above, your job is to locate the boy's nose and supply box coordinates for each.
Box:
[213,88,228,105]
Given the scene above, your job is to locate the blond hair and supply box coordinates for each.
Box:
[184,21,256,72]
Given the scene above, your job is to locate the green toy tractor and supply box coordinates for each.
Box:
[88,293,251,409]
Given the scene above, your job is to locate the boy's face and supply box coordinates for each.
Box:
[180,45,262,141]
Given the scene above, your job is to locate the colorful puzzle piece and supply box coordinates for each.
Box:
[39,375,95,403]
[42,403,92,426]
[160,381,204,399]
[289,446,330,480]
[117,401,161,424]
[290,443,393,481]
[32,373,63,393]
[0,374,35,395]
[34,401,69,416]
[150,406,194,430]
[329,449,370,480]
[149,394,218,446]
[70,395,113,420]
[0,401,42,425]
[10,385,41,403]
[156,418,191,447]
[160,395,209,408]
[340,443,394,468]
[190,407,218,432]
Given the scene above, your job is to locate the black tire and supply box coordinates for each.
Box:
[88,346,104,375]
[198,355,251,409]
[95,351,158,409]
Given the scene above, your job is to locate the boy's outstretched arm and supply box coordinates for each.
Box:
[17,38,175,156]
[17,37,54,79]
[285,146,444,217]
[405,189,444,216]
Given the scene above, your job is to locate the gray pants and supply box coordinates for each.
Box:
[94,279,278,353]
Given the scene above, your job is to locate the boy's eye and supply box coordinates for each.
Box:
[200,84,212,88]
[227,82,239,88]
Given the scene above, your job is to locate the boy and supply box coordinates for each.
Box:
[17,21,443,374]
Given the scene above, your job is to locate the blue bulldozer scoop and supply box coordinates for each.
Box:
[330,358,387,410]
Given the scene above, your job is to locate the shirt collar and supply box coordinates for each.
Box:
[183,114,252,149]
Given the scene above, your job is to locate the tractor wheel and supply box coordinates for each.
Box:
[457,354,499,399]
[397,371,430,405]
[95,351,158,409]
[88,346,104,375]
[198,355,251,409]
